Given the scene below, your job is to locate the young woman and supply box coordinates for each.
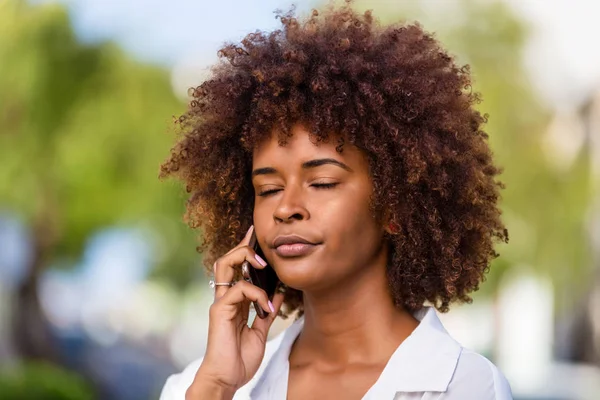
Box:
[158,3,512,399]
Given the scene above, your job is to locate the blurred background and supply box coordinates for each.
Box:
[1,0,600,398]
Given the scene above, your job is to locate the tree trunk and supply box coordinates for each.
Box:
[10,209,60,363]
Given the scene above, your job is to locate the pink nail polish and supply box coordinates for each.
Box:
[255,254,267,266]
[268,301,275,313]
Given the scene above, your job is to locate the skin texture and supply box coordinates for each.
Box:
[252,124,384,295]
[160,2,509,399]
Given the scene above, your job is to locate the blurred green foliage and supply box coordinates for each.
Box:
[0,0,200,286]
[0,362,95,400]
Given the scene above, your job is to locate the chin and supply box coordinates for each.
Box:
[272,258,326,292]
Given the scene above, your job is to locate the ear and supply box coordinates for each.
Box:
[382,209,400,235]
[384,221,400,235]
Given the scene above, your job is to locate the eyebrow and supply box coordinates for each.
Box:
[251,158,352,178]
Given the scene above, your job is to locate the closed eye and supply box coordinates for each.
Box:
[257,182,339,197]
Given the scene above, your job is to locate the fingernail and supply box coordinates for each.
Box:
[255,254,267,267]
[246,225,254,236]
[268,300,275,313]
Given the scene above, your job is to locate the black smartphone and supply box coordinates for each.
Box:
[241,228,280,319]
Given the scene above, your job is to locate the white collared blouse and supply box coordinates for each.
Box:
[160,307,513,399]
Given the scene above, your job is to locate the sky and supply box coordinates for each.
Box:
[35,0,318,65]
[504,0,600,109]
[34,0,600,110]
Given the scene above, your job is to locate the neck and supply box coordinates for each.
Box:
[293,250,419,367]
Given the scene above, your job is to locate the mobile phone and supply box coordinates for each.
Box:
[241,228,280,319]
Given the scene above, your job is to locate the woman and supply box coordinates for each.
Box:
[159,3,512,399]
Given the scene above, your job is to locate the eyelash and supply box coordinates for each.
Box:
[258,183,339,197]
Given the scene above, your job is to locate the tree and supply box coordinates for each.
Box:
[0,0,198,361]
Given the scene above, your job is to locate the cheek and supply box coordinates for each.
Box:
[253,207,272,241]
[320,192,379,255]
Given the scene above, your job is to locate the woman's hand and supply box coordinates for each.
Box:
[186,226,285,400]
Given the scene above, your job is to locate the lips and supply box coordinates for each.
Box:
[272,235,320,257]
[273,235,315,248]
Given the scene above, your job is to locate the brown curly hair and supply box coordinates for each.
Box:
[159,2,508,317]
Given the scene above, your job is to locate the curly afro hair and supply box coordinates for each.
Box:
[159,1,508,317]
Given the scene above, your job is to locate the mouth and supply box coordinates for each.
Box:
[272,235,321,258]
[274,243,319,257]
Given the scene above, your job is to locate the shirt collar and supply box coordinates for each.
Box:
[255,306,461,396]
[369,306,461,394]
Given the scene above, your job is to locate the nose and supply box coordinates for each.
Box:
[273,182,310,223]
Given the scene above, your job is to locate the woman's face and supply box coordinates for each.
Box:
[252,124,387,292]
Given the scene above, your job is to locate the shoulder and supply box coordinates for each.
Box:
[392,307,513,399]
[158,332,286,400]
[443,348,513,400]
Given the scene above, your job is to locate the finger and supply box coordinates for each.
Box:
[223,225,254,257]
[251,292,285,339]
[240,298,250,326]
[212,224,254,299]
[213,245,268,300]
[214,281,273,318]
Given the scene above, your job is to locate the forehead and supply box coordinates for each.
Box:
[252,124,369,169]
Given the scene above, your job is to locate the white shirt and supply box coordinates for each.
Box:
[160,307,513,399]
